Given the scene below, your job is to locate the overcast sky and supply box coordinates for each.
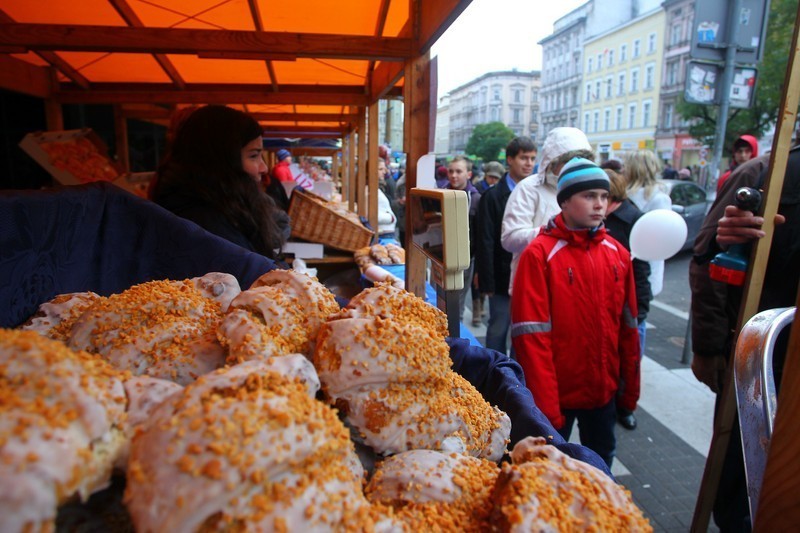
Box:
[431,0,588,99]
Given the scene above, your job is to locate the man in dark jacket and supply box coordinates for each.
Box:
[690,141,800,531]
[475,137,537,354]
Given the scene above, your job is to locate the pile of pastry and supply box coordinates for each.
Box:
[1,271,651,532]
[354,243,405,271]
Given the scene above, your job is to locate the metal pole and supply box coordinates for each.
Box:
[707,0,744,192]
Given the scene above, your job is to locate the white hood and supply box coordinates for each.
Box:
[535,127,592,185]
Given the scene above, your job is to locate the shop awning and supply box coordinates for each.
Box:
[0,0,471,135]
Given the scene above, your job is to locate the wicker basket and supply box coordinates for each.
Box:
[288,187,374,252]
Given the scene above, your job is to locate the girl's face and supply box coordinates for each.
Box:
[241,136,267,182]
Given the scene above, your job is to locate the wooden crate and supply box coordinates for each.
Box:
[287,188,374,252]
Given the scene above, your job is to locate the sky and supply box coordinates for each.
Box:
[430,0,588,99]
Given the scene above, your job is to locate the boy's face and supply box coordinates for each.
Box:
[561,189,609,229]
[507,150,537,180]
[733,145,753,165]
[448,161,471,190]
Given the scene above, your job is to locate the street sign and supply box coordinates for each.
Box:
[690,0,771,64]
[685,61,758,108]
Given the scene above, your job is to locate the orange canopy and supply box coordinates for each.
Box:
[0,0,471,135]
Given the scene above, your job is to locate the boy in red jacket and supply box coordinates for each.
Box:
[510,157,641,467]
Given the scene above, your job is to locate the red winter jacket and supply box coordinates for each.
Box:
[271,160,295,183]
[510,214,641,429]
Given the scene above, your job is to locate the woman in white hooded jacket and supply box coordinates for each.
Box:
[500,127,594,295]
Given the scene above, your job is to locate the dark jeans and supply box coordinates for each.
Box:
[557,399,617,468]
[485,293,511,354]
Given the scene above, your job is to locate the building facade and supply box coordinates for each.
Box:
[581,7,666,162]
[538,5,589,139]
[434,94,450,155]
[378,99,404,152]
[655,0,702,169]
[446,70,541,154]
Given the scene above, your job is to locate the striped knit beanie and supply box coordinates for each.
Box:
[556,157,610,204]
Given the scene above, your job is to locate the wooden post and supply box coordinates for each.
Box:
[402,51,433,298]
[113,105,130,172]
[357,108,368,218]
[348,131,356,212]
[368,101,380,234]
[332,150,339,189]
[691,2,800,529]
[44,99,63,131]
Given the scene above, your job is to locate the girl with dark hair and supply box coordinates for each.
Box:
[153,105,289,259]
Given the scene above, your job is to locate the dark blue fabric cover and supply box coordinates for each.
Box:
[447,337,613,476]
[0,182,278,328]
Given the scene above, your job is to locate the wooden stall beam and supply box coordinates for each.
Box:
[0,10,88,91]
[368,101,380,232]
[53,84,401,105]
[0,53,50,98]
[402,51,434,298]
[348,130,356,212]
[357,108,368,218]
[261,126,344,134]
[417,0,473,53]
[245,0,278,91]
[0,23,414,61]
[107,0,185,89]
[113,105,130,172]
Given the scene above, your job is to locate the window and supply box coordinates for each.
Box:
[633,39,640,58]
[584,112,590,132]
[615,106,623,130]
[513,108,522,123]
[571,87,578,106]
[620,44,627,62]
[493,86,501,101]
[642,101,652,127]
[667,61,679,86]
[630,68,639,92]
[593,110,599,133]
[605,77,613,98]
[671,23,682,45]
[531,109,537,122]
[491,107,499,121]
[608,50,614,66]
[664,103,674,128]
[618,72,626,95]
[585,83,592,102]
[628,104,636,129]
[588,57,593,72]
[603,108,611,131]
[514,88,522,103]
[595,80,601,100]
[645,63,655,89]
[648,33,656,54]
[597,54,603,70]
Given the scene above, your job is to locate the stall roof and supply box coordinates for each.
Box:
[0,0,471,134]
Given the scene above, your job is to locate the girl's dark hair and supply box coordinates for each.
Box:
[153,105,283,258]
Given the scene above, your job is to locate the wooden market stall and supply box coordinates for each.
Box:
[0,0,470,293]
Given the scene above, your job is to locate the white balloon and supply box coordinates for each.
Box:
[629,209,687,261]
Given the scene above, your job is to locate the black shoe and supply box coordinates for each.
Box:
[618,411,637,430]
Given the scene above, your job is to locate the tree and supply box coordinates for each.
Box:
[677,0,799,152]
[465,122,515,162]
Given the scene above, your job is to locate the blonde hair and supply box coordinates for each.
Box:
[624,150,662,200]
[606,169,627,202]
[449,155,473,172]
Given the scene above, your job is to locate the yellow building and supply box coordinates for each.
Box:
[581,7,666,162]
